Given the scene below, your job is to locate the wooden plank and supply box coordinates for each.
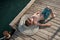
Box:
[39,29,59,40]
[44,21,59,33]
[54,35,60,40]
[55,14,60,18]
[51,22,59,30]
[10,30,24,40]
[14,37,23,40]
[36,31,49,40]
[51,19,60,25]
[22,36,34,40]
[10,30,34,40]
[52,38,57,40]
[44,26,57,33]
[50,22,60,27]
[39,29,53,36]
[30,35,45,40]
[53,17,60,22]
[57,32,60,36]
[39,29,58,40]
[40,0,60,9]
[10,35,23,40]
[54,11,60,16]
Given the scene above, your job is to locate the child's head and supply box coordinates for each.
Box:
[25,18,31,26]
[25,18,33,26]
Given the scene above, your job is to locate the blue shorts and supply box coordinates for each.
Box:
[42,7,52,20]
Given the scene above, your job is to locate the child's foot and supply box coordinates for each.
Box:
[53,14,56,18]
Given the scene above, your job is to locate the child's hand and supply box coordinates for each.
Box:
[51,12,56,18]
[53,14,56,18]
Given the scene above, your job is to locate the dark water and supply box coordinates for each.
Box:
[0,0,30,38]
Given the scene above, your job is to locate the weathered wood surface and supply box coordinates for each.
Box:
[10,0,60,40]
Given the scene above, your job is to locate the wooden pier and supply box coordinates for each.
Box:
[10,0,60,40]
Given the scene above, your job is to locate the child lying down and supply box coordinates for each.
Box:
[25,6,55,27]
[18,6,56,35]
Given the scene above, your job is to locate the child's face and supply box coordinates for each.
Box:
[25,18,33,26]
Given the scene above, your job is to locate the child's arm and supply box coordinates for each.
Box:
[50,9,56,18]
[50,13,55,18]
[33,20,51,27]
[32,11,40,16]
